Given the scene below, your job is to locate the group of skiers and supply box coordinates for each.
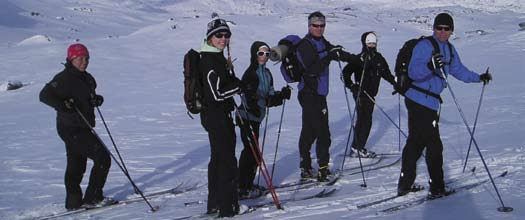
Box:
[40,10,492,218]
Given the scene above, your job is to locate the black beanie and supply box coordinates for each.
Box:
[434,13,454,31]
[206,18,231,39]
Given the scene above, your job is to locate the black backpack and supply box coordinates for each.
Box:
[183,49,203,115]
[394,36,453,102]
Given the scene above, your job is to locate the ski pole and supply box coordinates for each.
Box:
[439,66,512,212]
[338,52,368,187]
[73,106,158,212]
[270,96,287,180]
[462,68,488,173]
[256,107,270,186]
[336,54,355,172]
[95,105,140,194]
[235,97,282,209]
[362,90,408,138]
[398,93,401,152]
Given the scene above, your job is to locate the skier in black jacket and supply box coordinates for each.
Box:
[198,18,242,217]
[39,44,113,210]
[236,41,290,198]
[296,11,359,182]
[343,31,398,158]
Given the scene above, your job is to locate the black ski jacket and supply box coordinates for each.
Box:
[199,50,240,113]
[40,63,98,128]
[343,32,396,97]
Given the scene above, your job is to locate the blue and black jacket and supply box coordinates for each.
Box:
[407,34,482,111]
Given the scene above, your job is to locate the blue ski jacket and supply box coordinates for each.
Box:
[406,34,481,111]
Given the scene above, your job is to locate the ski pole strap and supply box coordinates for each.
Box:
[410,84,443,103]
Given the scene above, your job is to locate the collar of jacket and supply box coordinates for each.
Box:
[200,39,223,53]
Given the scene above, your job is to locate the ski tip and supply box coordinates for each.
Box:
[471,166,476,173]
[500,171,508,177]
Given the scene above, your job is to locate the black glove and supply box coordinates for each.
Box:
[428,54,444,71]
[91,94,104,107]
[350,84,360,95]
[280,86,291,100]
[344,79,353,89]
[393,83,404,95]
[479,72,492,85]
[327,46,344,61]
[63,98,75,111]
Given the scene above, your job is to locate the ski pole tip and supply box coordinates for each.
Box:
[497,206,513,212]
[149,205,160,212]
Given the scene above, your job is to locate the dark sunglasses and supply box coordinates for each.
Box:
[257,51,270,57]
[310,23,326,28]
[435,26,451,31]
[214,32,231,39]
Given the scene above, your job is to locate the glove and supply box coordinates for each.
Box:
[91,94,104,107]
[327,46,344,61]
[344,79,353,89]
[479,72,492,85]
[428,54,444,71]
[350,84,360,95]
[63,98,75,111]
[393,83,404,95]
[280,86,291,100]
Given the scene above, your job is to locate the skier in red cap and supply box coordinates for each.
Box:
[40,43,115,210]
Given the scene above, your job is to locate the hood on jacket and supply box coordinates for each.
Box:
[360,31,377,54]
[248,41,270,70]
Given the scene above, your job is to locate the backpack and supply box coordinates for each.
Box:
[183,49,203,115]
[394,36,453,102]
[273,35,307,83]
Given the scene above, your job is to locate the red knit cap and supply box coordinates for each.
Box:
[67,43,89,61]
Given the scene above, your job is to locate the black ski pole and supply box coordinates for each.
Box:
[270,97,287,180]
[73,106,158,212]
[362,90,408,138]
[338,52,368,187]
[439,65,512,212]
[336,53,355,172]
[398,93,401,152]
[256,107,270,186]
[462,68,489,173]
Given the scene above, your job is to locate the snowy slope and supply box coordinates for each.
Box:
[0,0,523,220]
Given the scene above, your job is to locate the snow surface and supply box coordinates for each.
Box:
[0,0,523,219]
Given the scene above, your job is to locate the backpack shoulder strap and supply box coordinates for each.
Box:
[425,36,454,59]
[425,36,440,54]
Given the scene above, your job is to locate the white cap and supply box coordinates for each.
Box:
[365,33,377,44]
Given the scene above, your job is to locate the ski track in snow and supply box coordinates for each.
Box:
[0,0,523,220]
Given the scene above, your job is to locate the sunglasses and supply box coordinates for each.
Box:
[214,32,231,39]
[310,23,326,28]
[257,51,270,57]
[435,26,451,31]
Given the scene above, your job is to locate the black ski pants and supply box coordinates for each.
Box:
[57,126,111,209]
[398,98,445,193]
[200,110,239,215]
[351,93,375,150]
[236,118,261,190]
[298,91,331,169]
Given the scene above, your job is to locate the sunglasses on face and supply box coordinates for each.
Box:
[214,32,231,39]
[310,23,326,28]
[257,51,270,57]
[435,26,451,31]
